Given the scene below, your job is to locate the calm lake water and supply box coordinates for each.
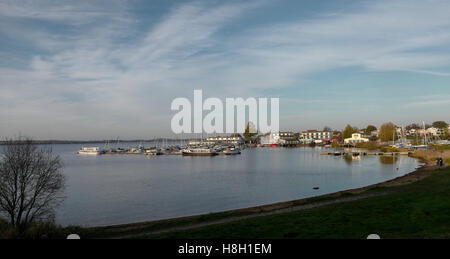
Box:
[50,142,419,227]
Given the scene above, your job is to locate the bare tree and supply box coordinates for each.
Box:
[0,138,65,232]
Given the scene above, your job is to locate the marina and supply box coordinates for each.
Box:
[77,141,243,157]
[54,144,421,227]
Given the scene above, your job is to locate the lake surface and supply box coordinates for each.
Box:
[50,143,419,227]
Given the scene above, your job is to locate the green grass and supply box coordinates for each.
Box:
[80,210,261,239]
[138,167,450,239]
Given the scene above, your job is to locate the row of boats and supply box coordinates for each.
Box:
[77,145,241,156]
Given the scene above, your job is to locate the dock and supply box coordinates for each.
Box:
[103,151,182,155]
[320,151,412,156]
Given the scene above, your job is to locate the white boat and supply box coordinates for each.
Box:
[182,147,217,156]
[412,145,428,150]
[146,148,163,155]
[77,147,102,155]
[223,147,241,155]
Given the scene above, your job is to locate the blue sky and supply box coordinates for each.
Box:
[1,0,450,139]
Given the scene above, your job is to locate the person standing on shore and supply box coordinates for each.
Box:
[437,157,444,167]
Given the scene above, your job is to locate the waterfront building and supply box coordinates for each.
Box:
[205,135,244,145]
[259,133,277,145]
[416,128,427,136]
[406,128,417,136]
[370,130,379,137]
[279,132,299,145]
[300,130,332,144]
[260,132,298,145]
[344,133,369,144]
[426,127,446,136]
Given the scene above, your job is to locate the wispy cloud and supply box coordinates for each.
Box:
[402,95,450,108]
[0,0,128,23]
[1,0,450,138]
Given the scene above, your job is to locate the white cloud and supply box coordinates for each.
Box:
[0,0,128,23]
[1,0,450,138]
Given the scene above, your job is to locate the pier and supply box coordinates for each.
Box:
[320,151,412,156]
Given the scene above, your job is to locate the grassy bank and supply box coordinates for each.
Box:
[138,165,450,239]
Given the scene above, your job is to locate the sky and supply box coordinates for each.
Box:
[1,0,450,140]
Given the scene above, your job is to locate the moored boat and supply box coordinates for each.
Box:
[223,147,241,155]
[77,147,102,155]
[146,148,163,155]
[182,147,218,156]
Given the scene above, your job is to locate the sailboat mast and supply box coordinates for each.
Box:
[423,121,427,145]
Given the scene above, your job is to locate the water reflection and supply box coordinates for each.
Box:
[379,156,398,165]
[343,155,361,164]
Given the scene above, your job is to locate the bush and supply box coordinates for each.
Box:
[412,150,450,163]
[430,144,450,151]
[331,142,340,148]
[0,218,76,239]
[379,146,400,153]
[0,218,16,239]
[355,142,379,150]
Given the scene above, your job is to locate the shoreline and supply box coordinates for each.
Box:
[85,157,436,238]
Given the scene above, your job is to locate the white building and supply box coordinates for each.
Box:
[407,128,417,136]
[370,130,379,137]
[427,127,446,136]
[260,132,298,145]
[206,135,244,145]
[300,130,332,143]
[344,133,369,144]
[260,133,280,145]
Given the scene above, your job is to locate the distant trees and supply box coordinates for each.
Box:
[0,138,65,233]
[432,121,448,129]
[323,126,332,132]
[342,125,357,139]
[405,121,448,132]
[406,123,421,130]
[379,122,397,142]
[364,125,377,134]
[243,122,257,142]
[333,131,343,143]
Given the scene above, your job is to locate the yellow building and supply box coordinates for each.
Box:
[344,133,369,144]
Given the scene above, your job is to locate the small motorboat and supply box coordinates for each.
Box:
[223,147,241,155]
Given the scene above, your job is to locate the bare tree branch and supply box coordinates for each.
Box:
[0,137,66,232]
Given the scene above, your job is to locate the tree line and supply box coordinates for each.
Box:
[340,121,448,142]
